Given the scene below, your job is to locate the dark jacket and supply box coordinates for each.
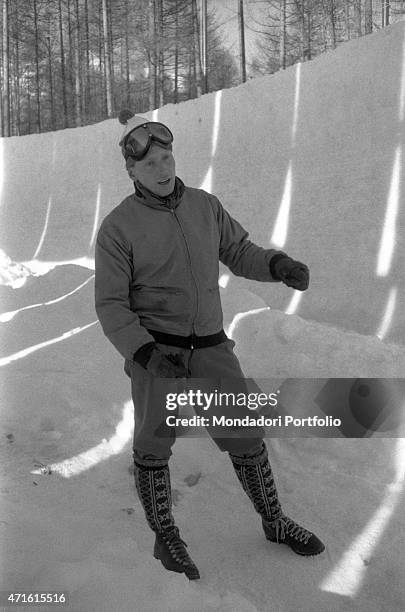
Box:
[95,178,283,360]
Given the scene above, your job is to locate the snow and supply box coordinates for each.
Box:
[1,21,405,612]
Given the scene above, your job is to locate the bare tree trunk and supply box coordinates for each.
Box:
[98,0,106,117]
[345,0,351,40]
[239,0,246,82]
[382,0,390,26]
[107,0,114,79]
[355,0,362,36]
[84,0,90,121]
[67,0,75,110]
[2,0,10,136]
[296,0,304,61]
[188,50,192,98]
[47,36,56,130]
[365,0,373,33]
[191,5,197,97]
[27,89,31,133]
[120,34,124,88]
[201,0,208,91]
[45,4,55,130]
[174,0,179,102]
[305,7,313,60]
[102,0,113,116]
[14,0,21,135]
[148,0,155,109]
[124,0,131,107]
[158,0,164,107]
[325,0,337,49]
[279,0,286,69]
[305,0,313,60]
[74,0,82,126]
[321,17,327,51]
[297,0,312,61]
[153,0,159,107]
[33,0,41,132]
[58,0,69,127]
[192,0,202,96]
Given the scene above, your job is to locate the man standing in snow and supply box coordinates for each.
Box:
[95,111,325,580]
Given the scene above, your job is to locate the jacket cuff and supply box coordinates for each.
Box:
[133,342,157,368]
[269,252,289,280]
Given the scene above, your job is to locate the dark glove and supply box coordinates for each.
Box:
[270,255,310,291]
[134,342,188,378]
[147,348,189,378]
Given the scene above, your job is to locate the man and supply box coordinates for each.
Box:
[95,111,325,581]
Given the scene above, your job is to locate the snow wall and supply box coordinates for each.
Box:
[0,21,404,346]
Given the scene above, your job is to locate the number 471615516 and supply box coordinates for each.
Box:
[0,592,68,606]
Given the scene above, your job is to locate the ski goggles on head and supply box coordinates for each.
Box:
[122,122,173,161]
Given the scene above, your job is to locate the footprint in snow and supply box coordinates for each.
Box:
[184,472,202,487]
[121,507,135,515]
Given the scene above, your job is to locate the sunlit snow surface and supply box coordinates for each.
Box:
[1,22,405,612]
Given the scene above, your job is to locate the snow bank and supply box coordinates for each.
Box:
[1,22,405,345]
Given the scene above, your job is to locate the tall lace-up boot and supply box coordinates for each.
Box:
[230,443,325,556]
[133,462,200,579]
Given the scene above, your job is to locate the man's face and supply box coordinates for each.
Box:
[130,144,176,197]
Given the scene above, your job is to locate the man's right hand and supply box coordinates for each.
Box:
[146,348,189,378]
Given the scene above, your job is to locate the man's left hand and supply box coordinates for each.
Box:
[273,257,310,291]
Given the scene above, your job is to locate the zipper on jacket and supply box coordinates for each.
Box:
[171,207,200,335]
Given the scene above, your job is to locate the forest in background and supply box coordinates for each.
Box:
[0,0,404,137]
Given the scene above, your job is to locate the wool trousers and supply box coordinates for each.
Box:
[125,338,265,467]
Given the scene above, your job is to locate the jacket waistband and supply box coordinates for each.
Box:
[147,329,227,349]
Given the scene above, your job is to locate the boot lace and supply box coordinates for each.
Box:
[163,531,195,567]
[270,515,312,544]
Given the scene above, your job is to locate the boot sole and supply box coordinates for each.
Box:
[266,537,325,556]
[153,552,201,580]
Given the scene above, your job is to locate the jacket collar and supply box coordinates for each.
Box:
[133,176,185,210]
